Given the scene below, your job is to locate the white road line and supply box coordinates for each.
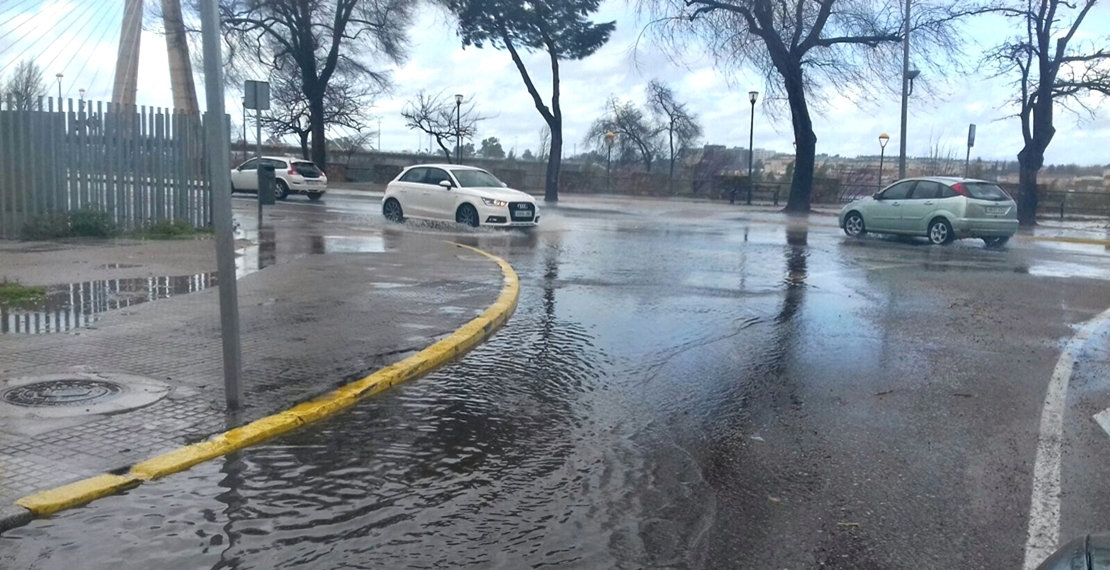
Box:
[1094,409,1110,438]
[1023,306,1110,570]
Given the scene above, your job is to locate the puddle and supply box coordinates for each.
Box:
[0,273,217,334]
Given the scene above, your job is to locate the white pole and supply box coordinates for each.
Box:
[199,0,243,409]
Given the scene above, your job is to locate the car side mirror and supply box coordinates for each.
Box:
[438,180,453,189]
[501,182,508,188]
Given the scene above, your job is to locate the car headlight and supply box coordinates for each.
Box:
[482,198,508,207]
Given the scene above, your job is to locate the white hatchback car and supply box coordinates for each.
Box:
[230,156,328,201]
[383,164,539,228]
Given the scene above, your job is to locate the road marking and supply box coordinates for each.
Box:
[1095,409,1110,438]
[1023,306,1110,570]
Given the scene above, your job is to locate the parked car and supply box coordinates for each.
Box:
[382,164,539,228]
[839,177,1018,246]
[230,156,327,201]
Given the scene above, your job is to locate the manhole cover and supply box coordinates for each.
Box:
[2,378,124,407]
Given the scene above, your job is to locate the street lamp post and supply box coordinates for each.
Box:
[896,0,905,177]
[605,131,616,192]
[878,133,890,189]
[455,94,464,164]
[746,90,758,205]
[55,73,63,101]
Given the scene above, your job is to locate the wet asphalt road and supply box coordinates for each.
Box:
[4,193,1110,569]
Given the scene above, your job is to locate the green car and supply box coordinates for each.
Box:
[838,177,1019,247]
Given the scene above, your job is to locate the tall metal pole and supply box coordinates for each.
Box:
[199,0,243,409]
[257,108,263,230]
[56,74,62,100]
[378,116,382,151]
[898,0,911,179]
[242,98,247,162]
[455,100,462,164]
[607,146,612,191]
[746,99,756,205]
[879,148,886,188]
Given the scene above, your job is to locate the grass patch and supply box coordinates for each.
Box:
[0,280,46,303]
[135,219,203,240]
[21,209,118,240]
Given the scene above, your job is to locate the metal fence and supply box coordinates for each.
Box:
[0,96,212,238]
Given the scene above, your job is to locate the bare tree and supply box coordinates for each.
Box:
[647,79,702,190]
[643,0,988,212]
[216,0,416,168]
[3,60,45,110]
[586,98,661,172]
[988,0,1110,225]
[401,90,487,163]
[261,61,377,159]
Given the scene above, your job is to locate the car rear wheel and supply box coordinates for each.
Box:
[844,212,866,237]
[983,236,1010,249]
[928,218,954,245]
[275,180,290,201]
[383,198,404,222]
[456,204,479,228]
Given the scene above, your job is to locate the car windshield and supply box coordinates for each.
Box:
[451,169,503,188]
[964,182,1010,201]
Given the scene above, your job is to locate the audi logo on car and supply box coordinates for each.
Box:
[517,204,529,210]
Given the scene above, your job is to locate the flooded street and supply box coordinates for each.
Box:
[4,194,1110,569]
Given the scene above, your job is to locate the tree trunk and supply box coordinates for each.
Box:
[308,94,327,168]
[298,131,310,159]
[545,119,562,202]
[1016,145,1042,225]
[783,67,815,213]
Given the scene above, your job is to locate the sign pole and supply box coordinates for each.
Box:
[966,124,976,178]
[199,0,243,409]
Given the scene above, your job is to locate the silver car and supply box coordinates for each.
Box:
[838,177,1019,246]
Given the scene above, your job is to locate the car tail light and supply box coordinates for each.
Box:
[288,168,297,175]
[951,182,969,196]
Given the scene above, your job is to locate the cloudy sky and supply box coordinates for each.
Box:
[2,0,1108,165]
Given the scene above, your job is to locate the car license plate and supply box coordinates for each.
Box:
[306,180,321,185]
[986,207,1006,215]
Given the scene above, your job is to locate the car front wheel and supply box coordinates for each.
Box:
[844,212,866,237]
[928,218,954,245]
[383,198,404,222]
[456,204,479,228]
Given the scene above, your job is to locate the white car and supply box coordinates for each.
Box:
[383,164,539,228]
[230,156,328,201]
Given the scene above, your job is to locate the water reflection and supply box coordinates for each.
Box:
[0,273,217,334]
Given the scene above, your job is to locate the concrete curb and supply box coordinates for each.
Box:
[1,242,519,532]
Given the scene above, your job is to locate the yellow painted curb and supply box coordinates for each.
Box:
[14,242,519,518]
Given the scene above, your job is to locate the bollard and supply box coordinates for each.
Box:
[257,163,275,232]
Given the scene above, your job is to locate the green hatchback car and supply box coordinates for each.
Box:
[838,177,1019,247]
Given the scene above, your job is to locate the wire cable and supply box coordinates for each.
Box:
[42,0,120,97]
[0,0,101,78]
[61,0,122,99]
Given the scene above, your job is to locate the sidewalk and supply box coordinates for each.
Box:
[0,234,504,508]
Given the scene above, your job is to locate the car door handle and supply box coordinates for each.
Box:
[891,202,901,206]
[924,201,934,205]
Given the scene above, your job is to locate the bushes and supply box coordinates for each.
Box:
[21,209,118,240]
[135,219,203,240]
[20,210,207,240]
[0,280,45,303]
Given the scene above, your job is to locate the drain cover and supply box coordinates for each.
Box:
[2,378,123,407]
